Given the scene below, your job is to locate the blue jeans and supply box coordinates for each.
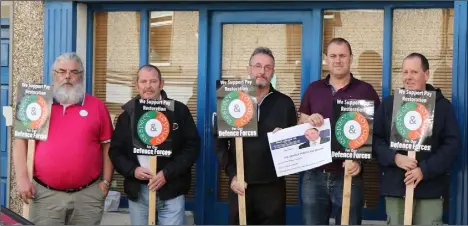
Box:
[301,169,364,225]
[129,185,185,225]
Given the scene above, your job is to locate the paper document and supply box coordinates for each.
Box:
[267,119,333,177]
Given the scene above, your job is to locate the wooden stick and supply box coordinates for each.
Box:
[404,151,416,225]
[22,139,36,219]
[341,159,353,225]
[235,137,247,225]
[148,156,158,225]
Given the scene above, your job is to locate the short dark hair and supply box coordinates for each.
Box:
[137,64,162,81]
[326,37,353,56]
[404,52,430,72]
[249,47,275,66]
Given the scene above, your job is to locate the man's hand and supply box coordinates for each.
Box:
[395,154,418,171]
[230,176,247,196]
[404,167,424,187]
[148,171,166,192]
[134,167,153,181]
[17,176,35,204]
[343,161,361,176]
[98,181,109,196]
[307,113,324,127]
[272,128,282,133]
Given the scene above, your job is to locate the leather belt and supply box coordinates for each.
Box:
[34,177,99,193]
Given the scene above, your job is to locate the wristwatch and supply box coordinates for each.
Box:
[102,179,110,187]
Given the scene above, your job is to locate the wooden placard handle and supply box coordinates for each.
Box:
[404,151,416,225]
[235,137,247,225]
[341,159,353,225]
[22,139,36,220]
[148,156,158,225]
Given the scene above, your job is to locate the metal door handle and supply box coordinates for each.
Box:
[212,112,217,136]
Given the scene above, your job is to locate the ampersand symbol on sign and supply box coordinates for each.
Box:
[349,125,356,134]
[409,116,416,124]
[234,104,240,112]
[151,124,157,131]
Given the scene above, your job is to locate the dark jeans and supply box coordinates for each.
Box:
[228,179,286,225]
[301,169,364,225]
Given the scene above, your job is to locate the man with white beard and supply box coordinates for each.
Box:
[12,52,115,225]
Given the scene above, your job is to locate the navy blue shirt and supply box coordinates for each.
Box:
[299,74,381,172]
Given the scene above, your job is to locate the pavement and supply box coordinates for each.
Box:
[100,209,385,225]
[100,209,195,225]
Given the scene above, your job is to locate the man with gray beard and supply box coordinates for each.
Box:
[12,52,114,225]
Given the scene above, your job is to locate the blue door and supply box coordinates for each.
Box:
[0,18,10,207]
[204,11,315,225]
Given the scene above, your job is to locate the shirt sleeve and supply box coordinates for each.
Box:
[299,85,312,115]
[98,101,114,143]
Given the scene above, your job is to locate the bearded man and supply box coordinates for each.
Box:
[12,52,114,225]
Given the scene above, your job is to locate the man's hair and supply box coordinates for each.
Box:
[306,128,319,133]
[249,47,275,66]
[325,37,353,56]
[404,52,430,72]
[52,52,84,74]
[137,64,162,81]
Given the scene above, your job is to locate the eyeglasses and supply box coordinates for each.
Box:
[250,64,274,72]
[54,69,83,76]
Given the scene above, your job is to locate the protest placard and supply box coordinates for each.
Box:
[390,88,435,152]
[13,82,53,220]
[216,79,258,138]
[332,99,375,160]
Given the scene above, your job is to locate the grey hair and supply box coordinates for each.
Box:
[51,52,85,75]
[249,47,275,66]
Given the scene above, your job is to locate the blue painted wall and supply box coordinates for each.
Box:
[1,18,10,207]
[43,1,77,85]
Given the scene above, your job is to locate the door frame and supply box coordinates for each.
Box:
[203,10,318,225]
[1,18,11,208]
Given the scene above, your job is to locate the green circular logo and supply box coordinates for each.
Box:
[137,111,170,146]
[220,91,254,128]
[335,112,369,149]
[395,102,428,140]
[17,95,48,129]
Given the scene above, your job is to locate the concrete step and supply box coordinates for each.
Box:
[100,209,385,225]
[100,209,194,225]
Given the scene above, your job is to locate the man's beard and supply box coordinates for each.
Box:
[53,82,85,105]
[254,77,270,88]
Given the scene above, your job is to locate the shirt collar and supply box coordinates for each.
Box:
[53,94,86,106]
[311,137,321,144]
[324,73,357,91]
